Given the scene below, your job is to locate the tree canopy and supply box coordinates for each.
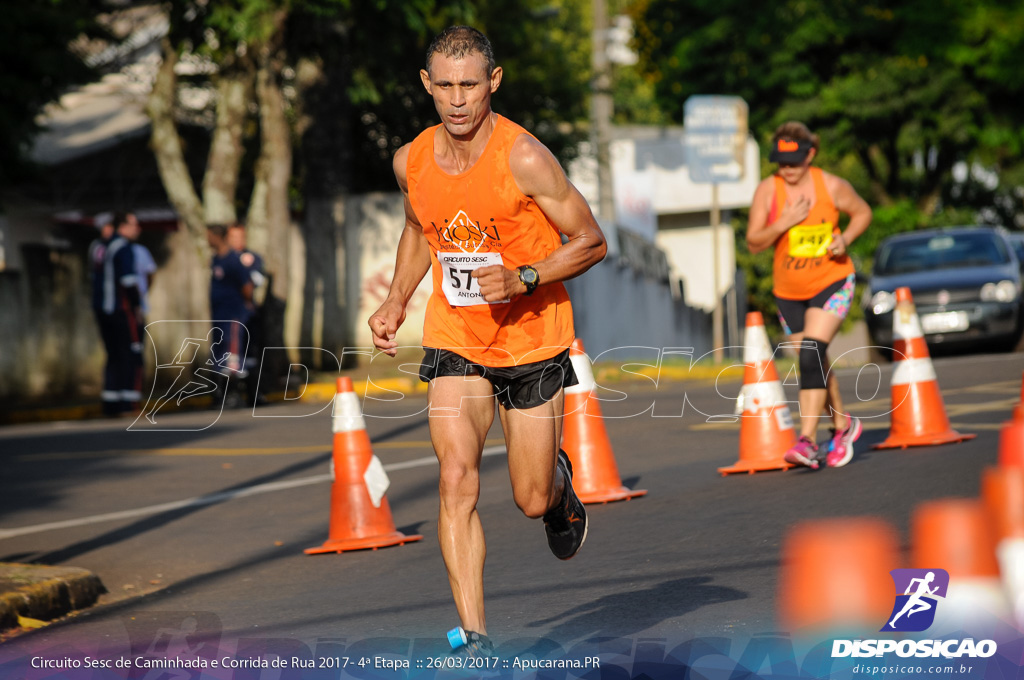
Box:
[0,0,107,188]
[632,0,1024,230]
[630,0,1024,331]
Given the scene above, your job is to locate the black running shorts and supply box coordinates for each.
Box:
[418,347,579,410]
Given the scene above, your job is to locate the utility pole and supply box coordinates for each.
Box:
[591,0,614,221]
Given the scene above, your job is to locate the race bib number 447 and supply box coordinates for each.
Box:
[438,252,509,307]
[789,221,834,258]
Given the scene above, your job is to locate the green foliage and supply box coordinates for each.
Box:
[328,0,592,190]
[633,0,1024,209]
[0,0,105,187]
[157,0,591,194]
[634,0,1024,327]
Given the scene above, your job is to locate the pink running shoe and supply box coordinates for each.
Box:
[784,436,821,469]
[825,415,862,468]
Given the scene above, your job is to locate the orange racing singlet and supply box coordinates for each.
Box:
[770,167,854,299]
[406,114,575,367]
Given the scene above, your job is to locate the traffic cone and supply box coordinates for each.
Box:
[911,498,1008,630]
[718,312,797,475]
[561,339,647,504]
[778,517,900,634]
[998,372,1024,467]
[305,377,423,554]
[874,287,975,449]
[981,466,1024,626]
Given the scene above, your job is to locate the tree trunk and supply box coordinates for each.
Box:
[297,25,354,366]
[858,145,894,207]
[146,39,206,251]
[202,69,251,226]
[248,13,295,373]
[254,58,292,298]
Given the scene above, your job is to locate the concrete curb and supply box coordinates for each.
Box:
[0,563,106,631]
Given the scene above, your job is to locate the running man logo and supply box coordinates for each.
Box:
[432,210,501,253]
[130,320,249,432]
[881,568,950,632]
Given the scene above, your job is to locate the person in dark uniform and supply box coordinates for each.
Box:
[207,224,254,407]
[228,224,267,405]
[96,212,144,416]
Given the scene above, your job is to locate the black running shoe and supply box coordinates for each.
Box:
[543,450,588,560]
[451,630,497,658]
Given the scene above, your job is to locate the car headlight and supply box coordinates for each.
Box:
[980,280,1019,302]
[870,290,896,315]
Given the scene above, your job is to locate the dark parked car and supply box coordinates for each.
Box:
[863,226,1023,351]
[1007,231,1024,268]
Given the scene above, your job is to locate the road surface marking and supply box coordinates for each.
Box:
[0,446,507,540]
[14,439,506,461]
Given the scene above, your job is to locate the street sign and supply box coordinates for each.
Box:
[683,96,748,184]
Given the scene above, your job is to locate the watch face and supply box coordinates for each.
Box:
[521,267,538,284]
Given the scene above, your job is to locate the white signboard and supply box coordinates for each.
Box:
[684,96,748,184]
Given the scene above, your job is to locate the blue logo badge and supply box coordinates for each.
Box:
[881,569,950,632]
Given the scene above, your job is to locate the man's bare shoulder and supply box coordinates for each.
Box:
[509,133,563,197]
[393,143,412,189]
[509,133,555,169]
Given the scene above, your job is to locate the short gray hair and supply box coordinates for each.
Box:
[425,26,495,75]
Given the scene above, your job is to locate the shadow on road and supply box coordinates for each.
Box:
[527,575,747,642]
[2,417,431,565]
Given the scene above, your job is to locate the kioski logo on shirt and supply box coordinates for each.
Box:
[432,210,501,252]
[881,568,949,632]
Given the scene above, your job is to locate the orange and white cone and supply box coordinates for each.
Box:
[778,517,901,634]
[718,312,797,475]
[874,287,975,449]
[998,372,1024,468]
[912,498,1009,631]
[981,466,1024,627]
[561,339,647,504]
[305,377,423,554]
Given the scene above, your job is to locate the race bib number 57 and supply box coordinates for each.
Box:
[438,252,509,307]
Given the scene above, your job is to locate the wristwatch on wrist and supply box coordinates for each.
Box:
[517,265,539,296]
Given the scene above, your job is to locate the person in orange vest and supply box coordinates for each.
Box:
[746,121,873,469]
[368,26,606,657]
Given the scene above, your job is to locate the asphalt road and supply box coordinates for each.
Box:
[0,350,1022,672]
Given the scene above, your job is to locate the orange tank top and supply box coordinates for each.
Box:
[770,167,854,299]
[407,114,575,367]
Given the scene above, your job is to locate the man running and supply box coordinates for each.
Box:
[368,26,606,656]
[889,571,939,629]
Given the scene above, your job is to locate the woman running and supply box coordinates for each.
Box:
[746,121,872,469]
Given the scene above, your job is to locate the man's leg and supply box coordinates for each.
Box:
[98,314,121,416]
[498,390,566,519]
[428,374,497,635]
[499,387,586,560]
